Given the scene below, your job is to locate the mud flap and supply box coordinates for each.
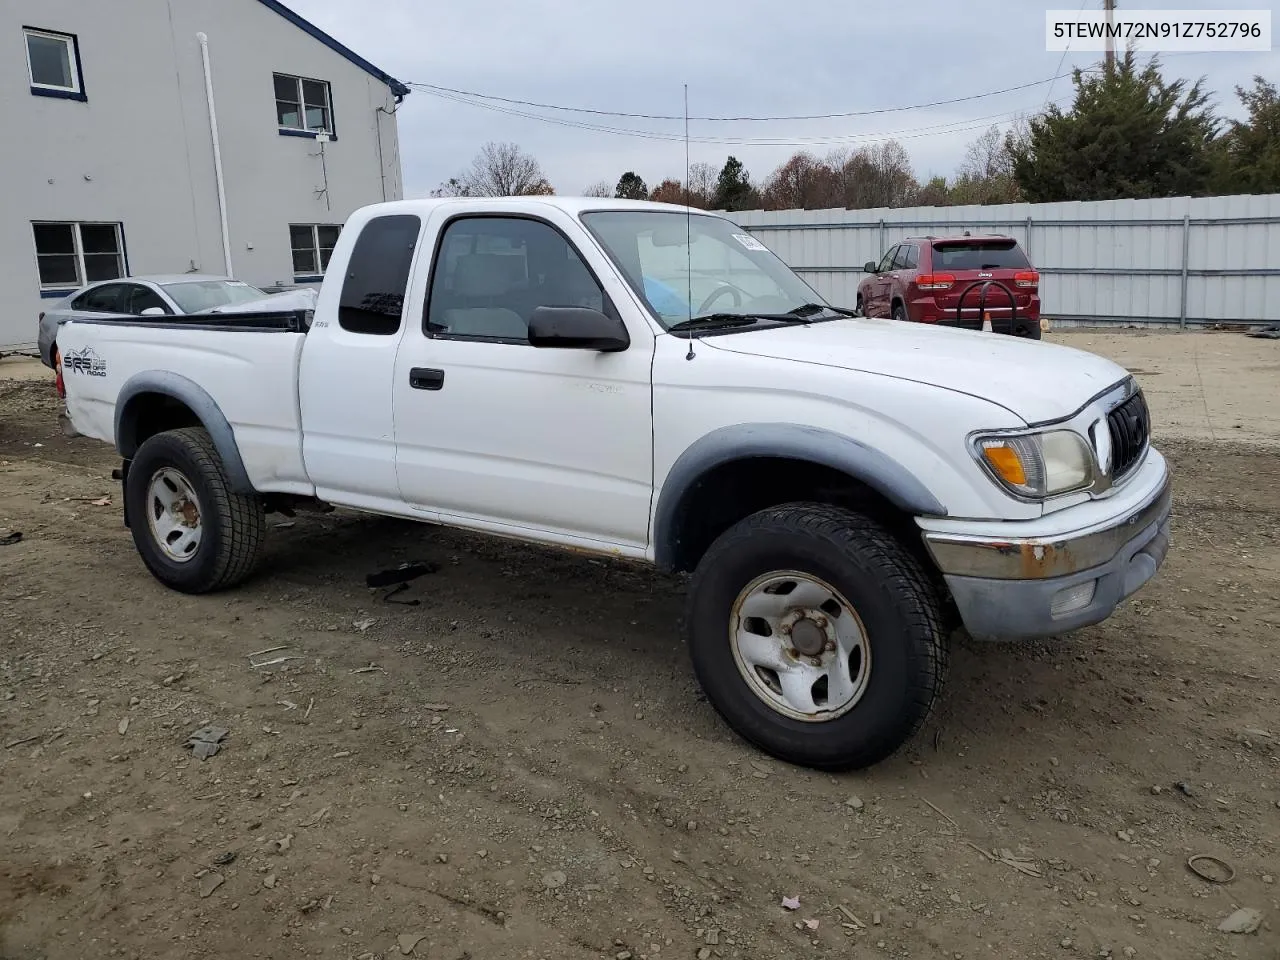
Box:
[113,461,132,528]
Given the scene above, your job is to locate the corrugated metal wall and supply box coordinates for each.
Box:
[727,193,1280,327]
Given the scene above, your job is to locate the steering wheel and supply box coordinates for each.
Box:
[697,283,744,314]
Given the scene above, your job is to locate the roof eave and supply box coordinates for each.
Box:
[255,0,410,99]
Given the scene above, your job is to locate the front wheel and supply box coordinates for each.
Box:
[125,427,266,594]
[684,503,947,770]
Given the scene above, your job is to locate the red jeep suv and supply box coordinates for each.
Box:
[856,234,1041,338]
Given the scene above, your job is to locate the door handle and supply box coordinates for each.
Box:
[409,367,445,391]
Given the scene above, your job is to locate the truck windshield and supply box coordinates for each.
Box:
[580,210,831,329]
[160,280,267,314]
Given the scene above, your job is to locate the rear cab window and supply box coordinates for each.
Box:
[930,239,1030,271]
[338,214,422,335]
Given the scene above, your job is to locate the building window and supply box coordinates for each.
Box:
[32,222,125,290]
[274,73,333,136]
[24,27,85,100]
[290,224,342,278]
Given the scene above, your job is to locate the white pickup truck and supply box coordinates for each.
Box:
[58,197,1171,770]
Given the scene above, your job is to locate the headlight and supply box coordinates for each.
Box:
[974,429,1095,499]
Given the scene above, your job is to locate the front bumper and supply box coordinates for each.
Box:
[920,455,1172,639]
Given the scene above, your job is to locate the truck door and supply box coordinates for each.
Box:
[297,212,425,512]
[392,209,655,554]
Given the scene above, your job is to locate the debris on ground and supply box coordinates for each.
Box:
[353,618,378,633]
[541,869,567,889]
[381,582,421,605]
[117,717,129,735]
[185,725,229,760]
[198,871,225,898]
[0,530,22,546]
[1186,854,1234,883]
[212,852,237,866]
[1217,907,1263,934]
[397,933,426,955]
[250,654,304,668]
[365,561,439,589]
[781,896,800,911]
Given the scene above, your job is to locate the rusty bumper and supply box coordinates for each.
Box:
[923,477,1171,581]
[922,475,1172,639]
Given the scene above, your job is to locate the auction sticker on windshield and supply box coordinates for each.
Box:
[732,234,768,252]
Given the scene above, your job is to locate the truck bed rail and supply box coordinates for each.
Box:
[65,309,310,334]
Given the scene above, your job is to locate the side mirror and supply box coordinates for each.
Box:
[528,306,629,352]
[862,261,877,274]
[140,307,165,317]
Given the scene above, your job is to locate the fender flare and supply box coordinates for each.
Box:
[652,423,948,571]
[114,371,254,493]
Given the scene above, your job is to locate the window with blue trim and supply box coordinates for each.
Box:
[274,73,333,135]
[24,27,84,100]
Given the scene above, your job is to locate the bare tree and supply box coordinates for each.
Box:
[951,125,1021,204]
[582,180,613,198]
[686,162,718,207]
[957,125,1014,182]
[835,141,919,209]
[436,141,554,197]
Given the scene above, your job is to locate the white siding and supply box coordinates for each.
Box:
[727,194,1280,327]
[1,0,404,348]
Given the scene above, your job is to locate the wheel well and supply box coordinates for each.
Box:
[119,392,203,457]
[664,457,928,575]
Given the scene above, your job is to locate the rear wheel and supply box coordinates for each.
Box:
[125,427,265,593]
[855,294,864,316]
[891,301,908,323]
[684,502,948,770]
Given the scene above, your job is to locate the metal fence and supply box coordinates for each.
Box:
[726,193,1280,328]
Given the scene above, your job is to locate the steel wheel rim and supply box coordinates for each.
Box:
[729,570,872,723]
[145,467,203,563]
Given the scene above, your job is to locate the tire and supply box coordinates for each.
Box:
[684,502,947,770]
[1016,319,1043,341]
[855,295,864,317]
[125,427,266,594]
[891,301,908,324]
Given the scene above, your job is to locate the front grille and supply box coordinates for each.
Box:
[1107,390,1150,479]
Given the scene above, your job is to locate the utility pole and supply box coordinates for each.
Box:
[1104,0,1116,74]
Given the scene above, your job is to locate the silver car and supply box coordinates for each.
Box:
[38,274,271,372]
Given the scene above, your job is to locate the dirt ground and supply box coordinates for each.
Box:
[1,330,1277,960]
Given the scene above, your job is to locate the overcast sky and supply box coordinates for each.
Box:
[284,0,1275,199]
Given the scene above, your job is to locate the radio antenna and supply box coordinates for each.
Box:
[683,83,696,361]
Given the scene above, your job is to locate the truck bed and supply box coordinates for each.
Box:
[58,310,314,495]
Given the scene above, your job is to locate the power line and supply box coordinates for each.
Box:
[1045,0,1093,108]
[406,72,1079,123]
[417,85,1069,147]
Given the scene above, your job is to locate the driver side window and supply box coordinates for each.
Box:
[876,246,899,273]
[425,216,607,343]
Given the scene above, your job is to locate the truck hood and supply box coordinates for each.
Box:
[702,317,1129,425]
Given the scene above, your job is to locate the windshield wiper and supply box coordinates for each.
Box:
[788,302,861,319]
[668,313,798,333]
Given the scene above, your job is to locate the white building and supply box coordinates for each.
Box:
[1,0,409,349]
